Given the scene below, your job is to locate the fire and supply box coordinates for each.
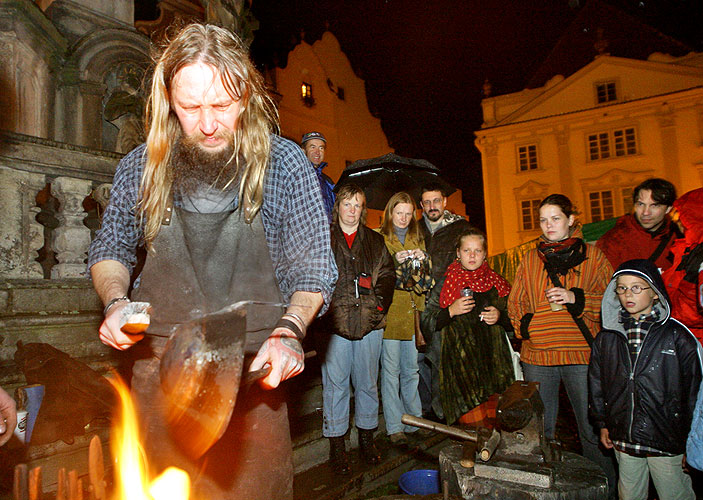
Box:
[110,378,191,500]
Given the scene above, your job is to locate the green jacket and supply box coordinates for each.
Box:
[380,231,426,340]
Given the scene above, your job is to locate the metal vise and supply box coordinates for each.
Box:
[492,380,561,463]
[401,380,561,466]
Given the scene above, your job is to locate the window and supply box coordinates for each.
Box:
[517,144,538,171]
[301,82,314,107]
[621,186,635,215]
[596,81,617,104]
[520,199,541,231]
[587,127,637,161]
[589,190,615,222]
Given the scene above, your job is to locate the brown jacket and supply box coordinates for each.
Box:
[325,223,395,340]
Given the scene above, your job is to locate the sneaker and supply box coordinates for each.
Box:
[389,432,408,444]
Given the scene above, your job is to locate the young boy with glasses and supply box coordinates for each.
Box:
[589,259,702,500]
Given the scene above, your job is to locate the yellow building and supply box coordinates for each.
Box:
[273,30,465,225]
[475,51,703,255]
[273,31,392,185]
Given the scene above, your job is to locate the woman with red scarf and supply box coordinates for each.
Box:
[508,194,616,497]
[421,227,514,426]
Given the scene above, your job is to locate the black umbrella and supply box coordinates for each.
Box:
[334,153,455,210]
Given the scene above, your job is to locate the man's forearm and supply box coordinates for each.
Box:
[286,291,324,334]
[90,260,131,306]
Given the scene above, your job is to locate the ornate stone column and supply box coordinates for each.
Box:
[0,167,46,278]
[50,176,93,278]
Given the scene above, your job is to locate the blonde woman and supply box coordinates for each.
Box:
[378,192,426,444]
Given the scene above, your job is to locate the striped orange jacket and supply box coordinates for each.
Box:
[507,243,613,366]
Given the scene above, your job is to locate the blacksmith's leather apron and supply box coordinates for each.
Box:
[131,200,292,500]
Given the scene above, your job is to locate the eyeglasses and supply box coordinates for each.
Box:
[615,285,651,295]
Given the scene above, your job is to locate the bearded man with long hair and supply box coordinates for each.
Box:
[88,23,336,500]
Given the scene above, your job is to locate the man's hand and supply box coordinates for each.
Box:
[249,329,304,389]
[449,296,475,317]
[600,428,613,449]
[91,260,141,350]
[99,301,144,350]
[0,388,17,446]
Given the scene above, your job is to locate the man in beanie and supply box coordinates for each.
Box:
[302,131,335,222]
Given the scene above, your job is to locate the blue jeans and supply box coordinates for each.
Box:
[321,329,383,437]
[523,363,617,497]
[381,337,422,435]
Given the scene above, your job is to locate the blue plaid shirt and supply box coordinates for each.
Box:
[88,135,337,311]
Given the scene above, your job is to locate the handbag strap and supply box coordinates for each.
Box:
[545,267,594,347]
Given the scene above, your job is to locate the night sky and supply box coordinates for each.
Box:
[136,0,703,229]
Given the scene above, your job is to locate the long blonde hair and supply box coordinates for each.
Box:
[139,23,279,248]
[379,192,422,245]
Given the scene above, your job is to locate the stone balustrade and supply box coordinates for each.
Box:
[0,131,124,380]
[0,131,121,280]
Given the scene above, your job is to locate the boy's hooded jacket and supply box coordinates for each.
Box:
[588,259,702,455]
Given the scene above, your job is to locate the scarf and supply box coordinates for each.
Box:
[440,260,511,308]
[537,236,587,277]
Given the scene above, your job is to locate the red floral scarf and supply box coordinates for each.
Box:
[439,260,511,308]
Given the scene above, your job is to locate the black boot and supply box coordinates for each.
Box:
[329,436,351,475]
[358,428,381,465]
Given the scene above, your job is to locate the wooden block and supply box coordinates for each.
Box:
[14,463,28,500]
[88,435,105,500]
[28,467,42,500]
[68,471,79,500]
[56,468,67,500]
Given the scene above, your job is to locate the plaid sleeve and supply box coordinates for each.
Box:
[263,136,338,313]
[87,145,145,273]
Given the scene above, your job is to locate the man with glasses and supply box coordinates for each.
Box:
[417,183,471,421]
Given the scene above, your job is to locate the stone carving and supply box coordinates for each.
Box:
[50,177,93,278]
[203,0,259,46]
[0,168,46,278]
[103,63,147,153]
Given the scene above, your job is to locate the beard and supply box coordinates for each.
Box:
[425,208,443,222]
[171,129,238,195]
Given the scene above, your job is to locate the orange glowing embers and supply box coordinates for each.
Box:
[109,377,190,500]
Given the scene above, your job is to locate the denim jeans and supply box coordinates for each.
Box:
[523,362,618,497]
[381,337,422,435]
[615,450,694,500]
[321,329,383,437]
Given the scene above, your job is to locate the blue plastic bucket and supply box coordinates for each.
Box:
[398,469,440,495]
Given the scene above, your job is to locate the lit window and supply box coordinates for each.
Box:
[596,81,617,104]
[517,144,538,171]
[520,199,541,230]
[301,82,314,107]
[587,127,637,161]
[589,190,615,221]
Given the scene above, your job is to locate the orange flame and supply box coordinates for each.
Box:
[109,377,191,500]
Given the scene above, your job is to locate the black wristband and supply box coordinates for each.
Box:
[275,318,304,342]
